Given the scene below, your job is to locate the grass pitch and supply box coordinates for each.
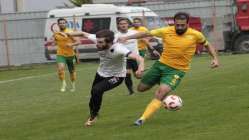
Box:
[1,54,249,140]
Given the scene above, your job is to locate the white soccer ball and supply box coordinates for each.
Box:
[163,95,183,111]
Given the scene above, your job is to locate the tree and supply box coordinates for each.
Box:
[69,0,93,7]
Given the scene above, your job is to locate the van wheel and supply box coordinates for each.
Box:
[233,34,249,54]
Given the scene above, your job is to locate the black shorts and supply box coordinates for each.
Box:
[91,73,124,92]
[126,59,138,72]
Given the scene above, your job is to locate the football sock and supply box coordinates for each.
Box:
[60,80,67,92]
[62,80,66,86]
[140,98,162,121]
[70,81,76,92]
[125,73,133,94]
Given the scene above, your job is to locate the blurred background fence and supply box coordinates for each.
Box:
[0,11,48,67]
[0,0,234,67]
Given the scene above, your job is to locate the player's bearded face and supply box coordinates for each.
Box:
[58,21,67,31]
[96,38,109,50]
[175,19,188,35]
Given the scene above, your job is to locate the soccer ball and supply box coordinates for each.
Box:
[163,95,183,111]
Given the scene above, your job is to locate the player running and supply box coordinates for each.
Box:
[130,17,160,57]
[118,12,219,126]
[68,29,144,127]
[53,18,79,92]
[115,17,140,95]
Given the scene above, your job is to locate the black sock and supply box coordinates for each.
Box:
[89,87,103,119]
[125,73,133,94]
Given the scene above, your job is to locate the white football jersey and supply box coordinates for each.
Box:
[115,30,139,55]
[88,34,131,77]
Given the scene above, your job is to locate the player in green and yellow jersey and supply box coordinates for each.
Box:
[53,18,79,92]
[130,18,160,57]
[119,12,219,126]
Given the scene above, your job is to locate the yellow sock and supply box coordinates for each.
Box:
[140,98,162,121]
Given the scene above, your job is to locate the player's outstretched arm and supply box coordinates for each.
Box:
[205,44,219,68]
[127,53,144,78]
[118,32,152,44]
[67,31,90,38]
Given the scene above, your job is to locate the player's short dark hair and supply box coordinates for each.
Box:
[117,17,130,24]
[96,29,114,43]
[133,17,142,22]
[57,18,67,23]
[174,12,190,23]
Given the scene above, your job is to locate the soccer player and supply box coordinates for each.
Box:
[118,12,219,126]
[115,17,139,95]
[130,18,160,57]
[53,18,79,92]
[68,29,144,126]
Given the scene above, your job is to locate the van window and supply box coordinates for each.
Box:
[82,18,111,34]
[132,16,163,29]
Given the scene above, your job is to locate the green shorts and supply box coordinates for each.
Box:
[141,61,185,90]
[56,55,76,73]
[139,50,146,57]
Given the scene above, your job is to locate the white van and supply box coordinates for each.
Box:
[44,4,161,60]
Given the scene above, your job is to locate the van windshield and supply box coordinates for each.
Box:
[82,18,111,34]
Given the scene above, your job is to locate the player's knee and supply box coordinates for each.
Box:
[137,86,145,92]
[57,69,65,80]
[137,83,149,92]
[155,85,171,100]
[155,91,166,100]
[91,86,102,95]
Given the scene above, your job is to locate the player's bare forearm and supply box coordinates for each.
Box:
[118,32,152,43]
[67,31,90,37]
[206,44,218,60]
[136,56,144,72]
[205,44,219,68]
[128,52,144,78]
[49,36,56,46]
[129,32,152,40]
[72,42,80,47]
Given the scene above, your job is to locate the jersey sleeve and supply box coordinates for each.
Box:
[114,43,131,56]
[150,28,165,38]
[196,31,209,46]
[141,27,149,32]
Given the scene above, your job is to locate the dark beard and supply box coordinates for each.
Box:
[97,45,109,51]
[176,29,187,35]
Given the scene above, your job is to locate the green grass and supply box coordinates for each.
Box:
[1,54,249,140]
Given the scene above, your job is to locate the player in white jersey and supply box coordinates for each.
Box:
[115,18,140,95]
[67,29,144,127]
